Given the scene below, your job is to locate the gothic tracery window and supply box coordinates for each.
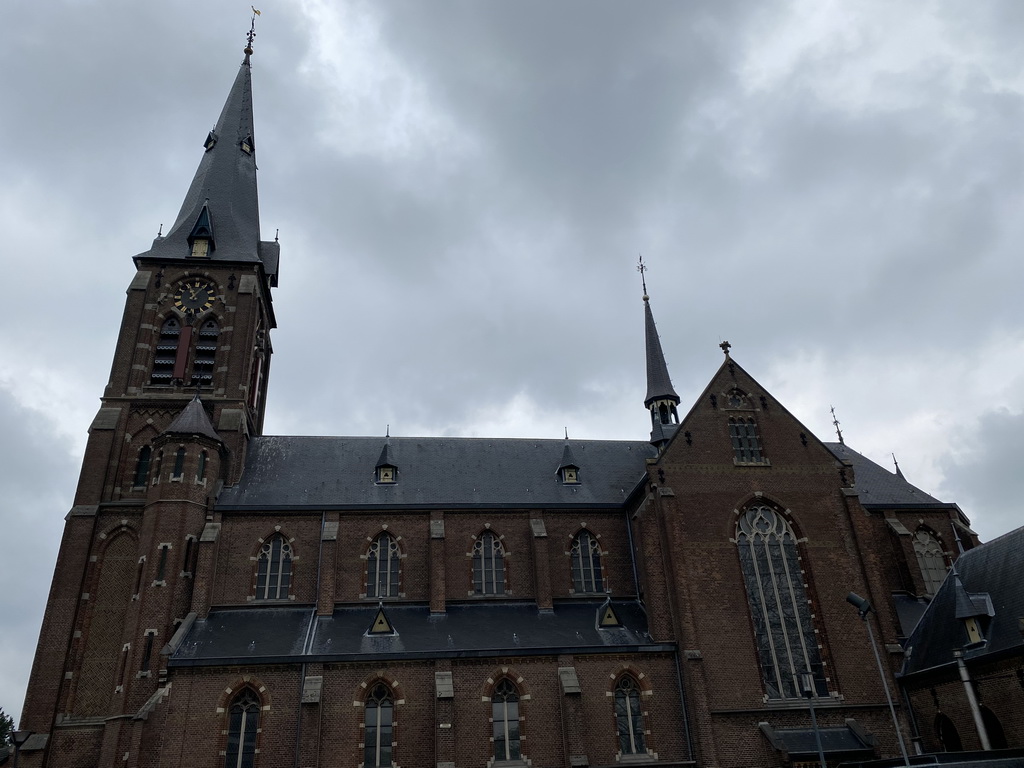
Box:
[913,529,947,596]
[472,531,505,595]
[255,534,292,600]
[366,532,401,598]
[224,688,260,768]
[736,505,827,700]
[570,530,604,593]
[133,446,152,487]
[614,675,646,756]
[364,683,394,767]
[491,678,521,762]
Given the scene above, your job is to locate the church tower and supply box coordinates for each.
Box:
[20,33,279,765]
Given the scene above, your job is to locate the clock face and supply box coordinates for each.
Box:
[173,279,216,315]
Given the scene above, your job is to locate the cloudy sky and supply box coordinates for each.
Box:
[2,0,1023,723]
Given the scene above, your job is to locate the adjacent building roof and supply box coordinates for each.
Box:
[901,525,1024,677]
[825,443,945,507]
[169,600,663,666]
[216,436,655,510]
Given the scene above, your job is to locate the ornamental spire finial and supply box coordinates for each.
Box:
[244,7,261,60]
[830,405,845,446]
[637,254,649,300]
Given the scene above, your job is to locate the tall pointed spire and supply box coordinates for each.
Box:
[638,257,680,443]
[135,31,265,266]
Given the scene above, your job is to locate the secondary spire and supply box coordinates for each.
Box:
[638,256,680,444]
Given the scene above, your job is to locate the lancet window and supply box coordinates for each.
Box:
[255,534,292,600]
[472,531,505,595]
[364,683,394,767]
[614,675,646,755]
[224,689,260,768]
[366,532,401,598]
[570,530,604,593]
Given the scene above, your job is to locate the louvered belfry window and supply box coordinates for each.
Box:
[729,417,765,463]
[151,317,181,384]
[192,319,219,385]
[736,505,827,699]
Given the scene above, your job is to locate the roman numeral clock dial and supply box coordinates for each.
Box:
[173,279,216,315]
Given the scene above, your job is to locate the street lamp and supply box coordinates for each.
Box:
[846,593,911,767]
[12,730,33,768]
[800,673,827,768]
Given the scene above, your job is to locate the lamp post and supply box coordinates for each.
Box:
[800,673,827,768]
[847,593,911,767]
[12,730,33,768]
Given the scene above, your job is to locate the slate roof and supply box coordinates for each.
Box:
[163,395,220,442]
[133,53,276,280]
[217,436,655,510]
[643,297,679,406]
[901,525,1024,677]
[825,443,946,507]
[169,601,663,666]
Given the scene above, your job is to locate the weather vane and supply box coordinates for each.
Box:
[830,405,845,445]
[637,254,648,298]
[245,7,261,56]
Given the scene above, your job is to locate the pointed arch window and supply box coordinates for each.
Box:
[570,530,603,593]
[935,712,962,752]
[981,705,1007,750]
[736,505,827,700]
[172,446,186,478]
[913,529,947,596]
[193,318,220,386]
[133,446,152,488]
[255,534,292,600]
[492,678,521,762]
[614,675,647,756]
[367,533,401,598]
[151,317,181,384]
[196,450,208,482]
[364,682,394,767]
[472,531,505,595]
[729,417,764,463]
[224,688,260,768]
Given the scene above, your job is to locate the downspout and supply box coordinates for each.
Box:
[954,650,991,750]
[625,504,643,605]
[294,511,327,768]
[673,645,696,762]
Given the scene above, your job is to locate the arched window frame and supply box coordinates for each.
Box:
[491,677,522,762]
[472,530,506,595]
[224,687,261,768]
[728,417,765,463]
[569,529,604,594]
[192,317,220,386]
[255,533,292,601]
[735,504,828,700]
[133,446,152,488]
[364,682,395,767]
[172,446,186,479]
[366,532,401,599]
[196,449,208,483]
[613,674,647,756]
[935,712,962,752]
[151,316,182,384]
[913,528,948,597]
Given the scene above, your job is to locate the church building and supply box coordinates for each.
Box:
[17,35,1009,768]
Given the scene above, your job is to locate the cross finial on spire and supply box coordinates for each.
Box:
[564,427,569,440]
[385,424,390,438]
[719,340,731,356]
[830,405,845,445]
[245,7,261,58]
[637,254,649,300]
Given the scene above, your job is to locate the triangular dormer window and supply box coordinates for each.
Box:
[367,603,396,636]
[204,130,218,151]
[187,204,215,258]
[240,134,254,155]
[557,442,581,484]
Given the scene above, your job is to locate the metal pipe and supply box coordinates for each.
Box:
[954,650,990,750]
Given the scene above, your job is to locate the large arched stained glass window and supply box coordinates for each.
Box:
[492,678,521,761]
[614,675,646,755]
[913,529,947,596]
[366,533,400,598]
[364,683,394,767]
[255,534,292,600]
[570,530,604,593]
[736,505,827,700]
[224,689,260,768]
[472,531,505,595]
